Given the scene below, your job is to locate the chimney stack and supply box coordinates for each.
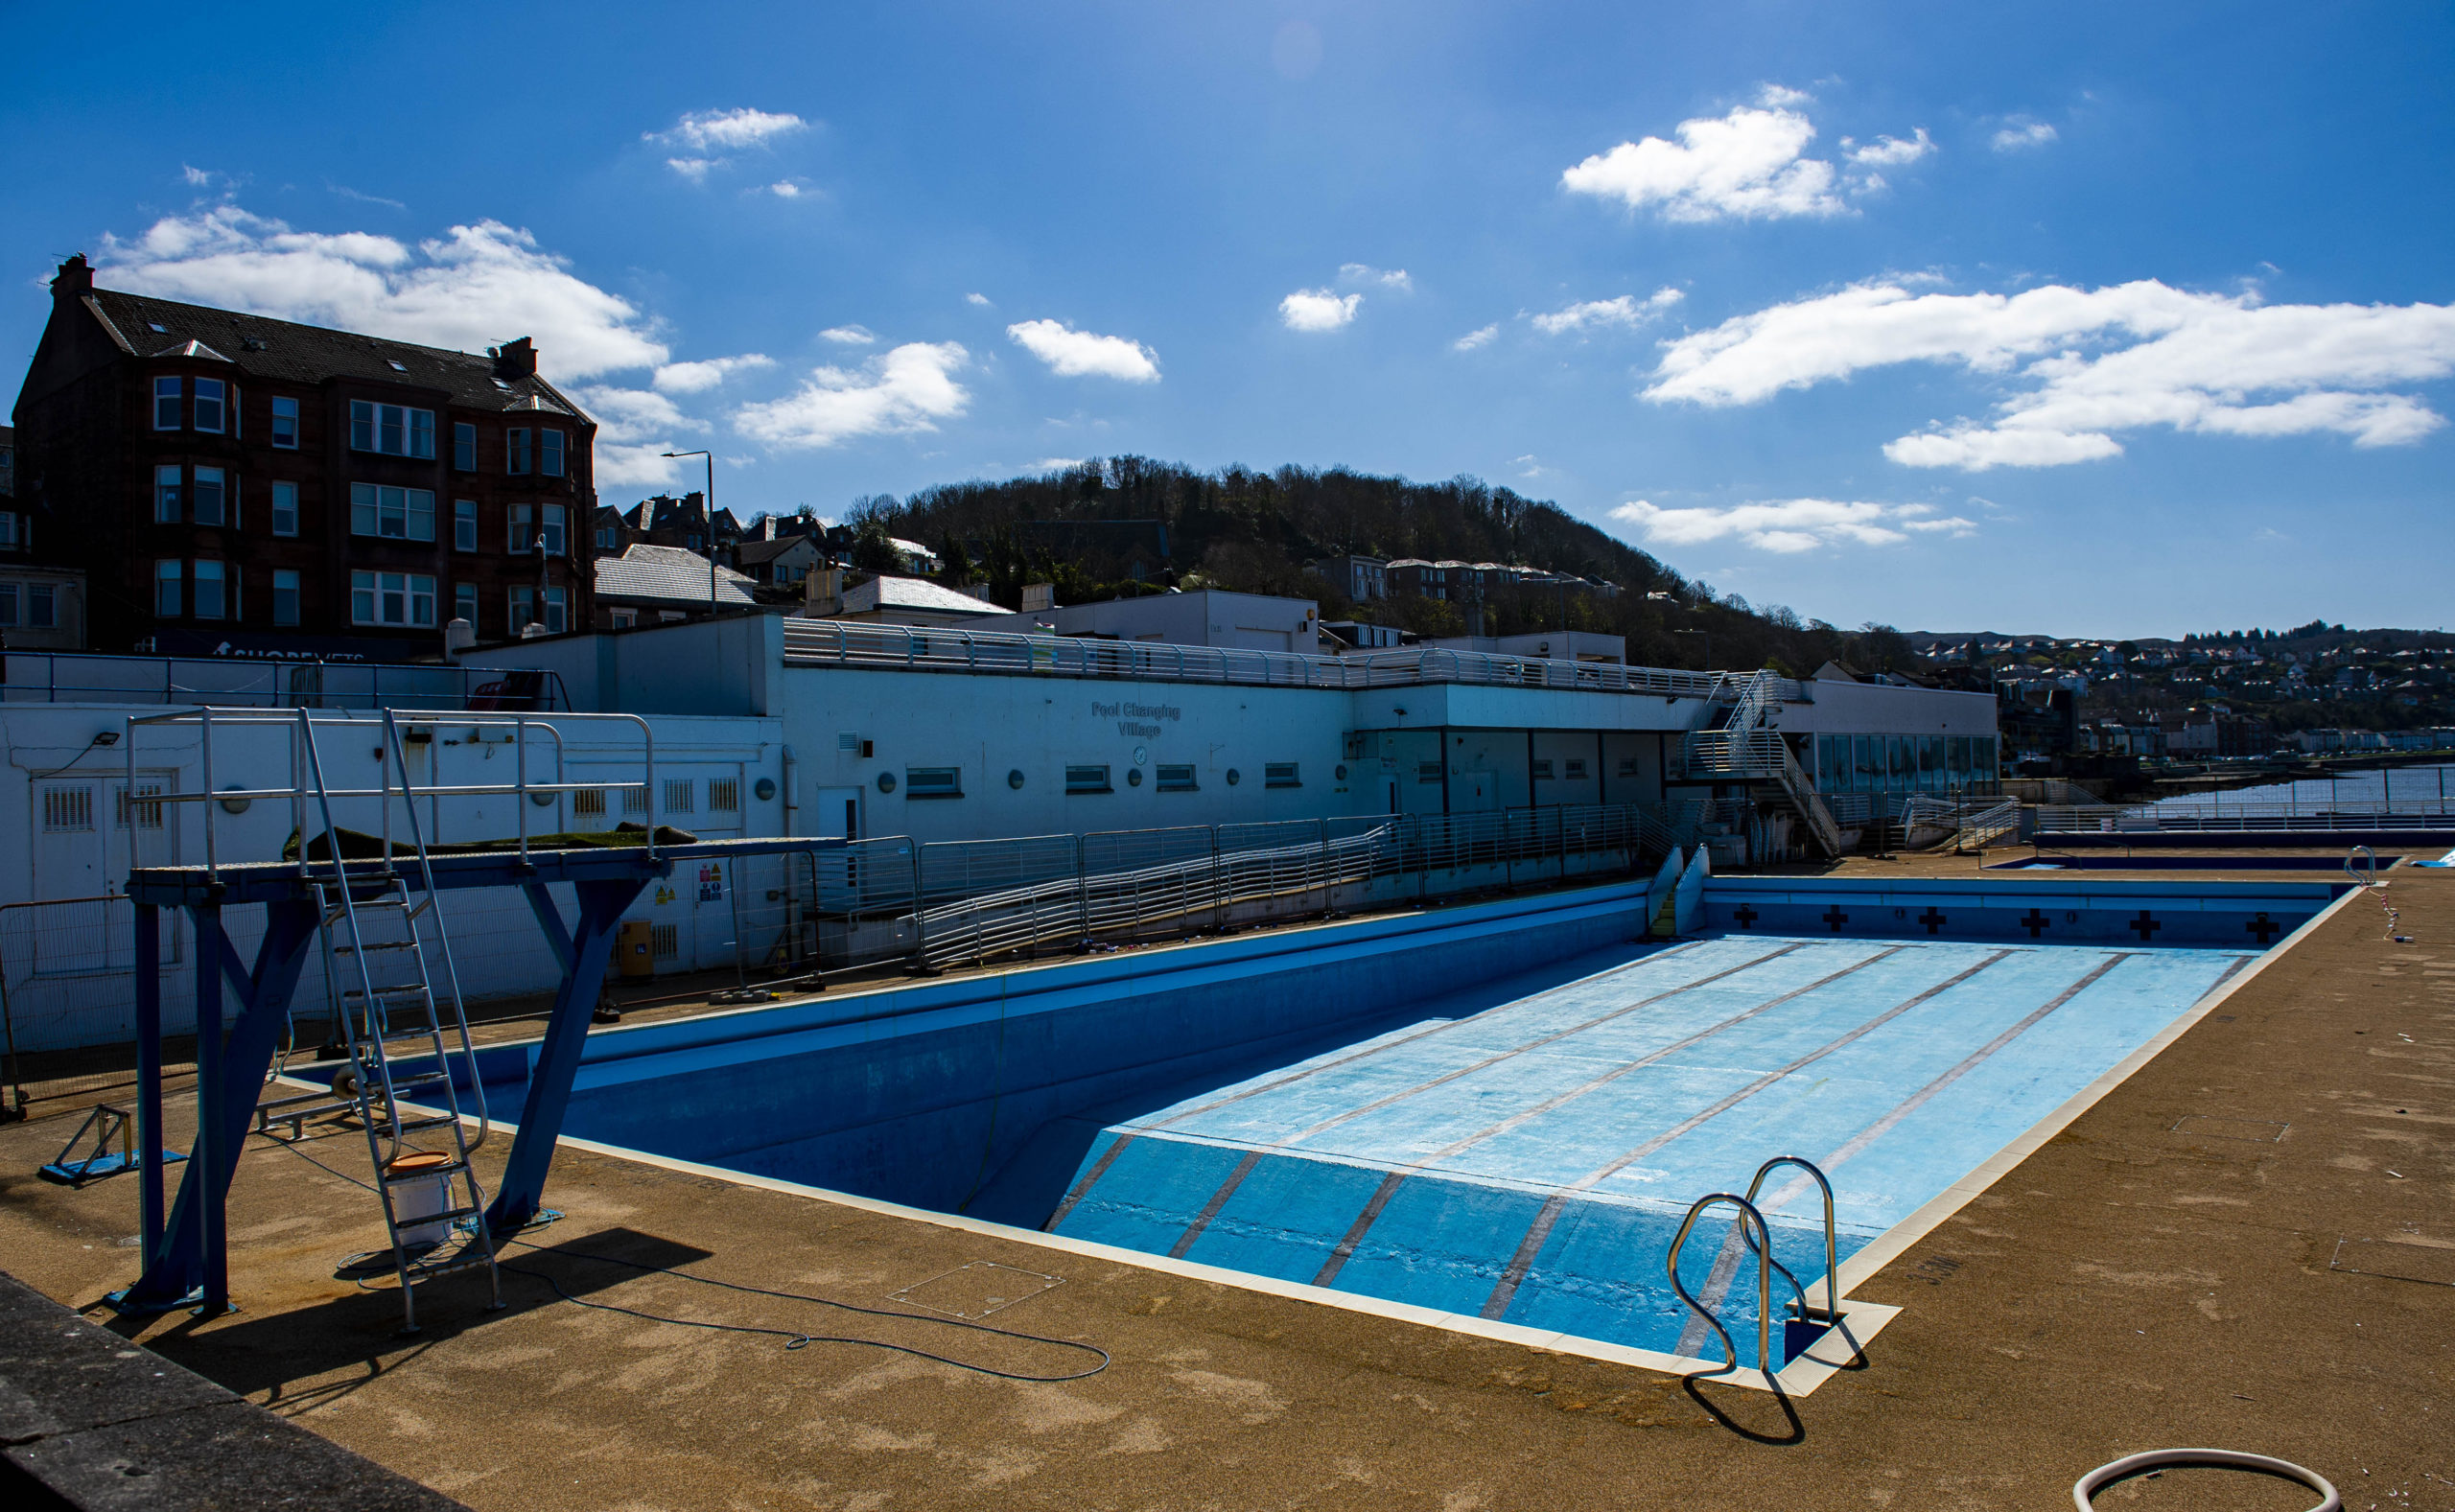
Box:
[492,337,538,379]
[53,254,94,301]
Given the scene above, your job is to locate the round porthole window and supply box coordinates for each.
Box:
[1127,768,1143,786]
[1226,768,1241,785]
[877,772,897,794]
[1334,763,1348,780]
[753,777,777,802]
[1007,768,1025,789]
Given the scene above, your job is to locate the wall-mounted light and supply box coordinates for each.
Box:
[1008,769,1025,789]
[754,777,778,802]
[218,785,251,816]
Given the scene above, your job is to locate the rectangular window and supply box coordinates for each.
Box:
[272,569,300,626]
[350,570,435,627]
[1064,764,1111,793]
[1156,763,1198,791]
[192,378,225,433]
[0,584,16,624]
[154,560,181,617]
[29,584,55,628]
[1531,758,1555,780]
[663,779,695,813]
[0,513,16,548]
[347,401,436,458]
[508,585,570,635]
[540,503,567,556]
[1564,757,1588,779]
[348,482,435,541]
[709,778,741,812]
[453,422,477,471]
[508,504,530,552]
[42,786,95,832]
[270,396,299,449]
[596,525,618,550]
[507,428,532,475]
[455,499,478,551]
[539,429,566,477]
[192,560,225,619]
[454,581,478,629]
[190,466,225,526]
[116,783,165,831]
[270,480,298,536]
[1419,761,1444,783]
[153,377,181,430]
[1265,762,1300,788]
[1618,757,1641,779]
[904,767,962,799]
[155,465,182,523]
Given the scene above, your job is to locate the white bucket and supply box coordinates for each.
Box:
[387,1153,456,1247]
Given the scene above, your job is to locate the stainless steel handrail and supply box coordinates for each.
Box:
[1742,1155,1844,1324]
[1665,1191,1809,1378]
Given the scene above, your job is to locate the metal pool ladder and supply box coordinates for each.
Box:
[1665,1155,1847,1377]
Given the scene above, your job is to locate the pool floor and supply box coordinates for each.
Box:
[1041,933,2252,1365]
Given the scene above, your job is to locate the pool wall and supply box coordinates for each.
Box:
[1701,876,2339,948]
[472,881,1660,1215]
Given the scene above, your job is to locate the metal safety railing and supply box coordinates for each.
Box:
[122,707,660,879]
[2035,800,2455,835]
[781,617,1759,700]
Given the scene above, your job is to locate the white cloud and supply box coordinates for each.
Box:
[1560,86,1846,221]
[1992,120,2058,152]
[1611,498,1976,553]
[732,341,970,450]
[1340,263,1413,291]
[652,354,774,393]
[767,180,804,198]
[97,204,667,379]
[1454,323,1499,352]
[666,157,714,183]
[966,292,993,307]
[1006,318,1160,383]
[569,385,704,486]
[182,165,217,187]
[652,107,807,151]
[1846,128,1934,167]
[1032,456,1085,472]
[818,325,877,345]
[1646,277,2455,470]
[1280,288,1362,332]
[1532,287,1683,336]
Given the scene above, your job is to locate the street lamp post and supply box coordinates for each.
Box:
[662,449,717,617]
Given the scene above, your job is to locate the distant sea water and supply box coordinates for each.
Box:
[2153,761,2455,811]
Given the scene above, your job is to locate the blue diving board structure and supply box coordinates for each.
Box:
[114,834,844,1316]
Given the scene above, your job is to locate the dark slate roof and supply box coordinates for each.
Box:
[83,286,590,420]
[736,536,819,567]
[594,544,760,608]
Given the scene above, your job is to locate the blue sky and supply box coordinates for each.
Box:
[6,2,2451,638]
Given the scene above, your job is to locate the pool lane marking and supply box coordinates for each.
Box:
[1130,939,1721,1134]
[1671,950,2137,1359]
[1304,945,1913,1287]
[1149,942,1826,1257]
[1477,948,2019,1322]
[1046,939,1731,1231]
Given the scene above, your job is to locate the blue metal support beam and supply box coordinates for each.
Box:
[114,899,320,1314]
[486,877,649,1235]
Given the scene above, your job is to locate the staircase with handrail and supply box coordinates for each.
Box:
[1681,672,1846,857]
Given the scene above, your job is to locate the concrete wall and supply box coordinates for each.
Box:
[1775,678,1998,736]
[961,590,1318,653]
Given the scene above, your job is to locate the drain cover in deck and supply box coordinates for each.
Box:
[890,1261,1062,1318]
[2168,1116,2289,1142]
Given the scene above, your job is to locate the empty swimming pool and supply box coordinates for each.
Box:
[434,874,2335,1374]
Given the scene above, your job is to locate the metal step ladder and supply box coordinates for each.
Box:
[301,711,503,1333]
[1665,1155,1851,1377]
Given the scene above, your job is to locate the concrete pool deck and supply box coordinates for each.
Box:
[2,862,2449,1509]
